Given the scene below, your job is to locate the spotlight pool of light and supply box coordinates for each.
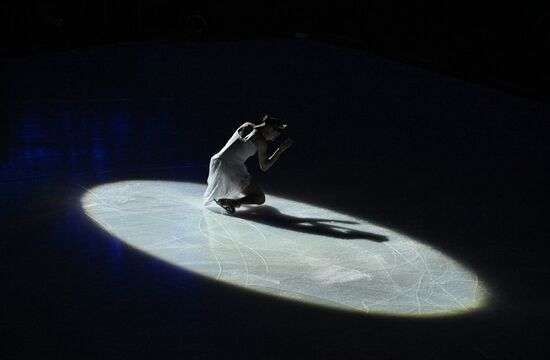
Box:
[82,180,489,316]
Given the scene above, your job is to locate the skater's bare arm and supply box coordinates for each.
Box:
[253,137,292,172]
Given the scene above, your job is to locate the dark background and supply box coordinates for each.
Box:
[1,2,549,103]
[2,2,549,359]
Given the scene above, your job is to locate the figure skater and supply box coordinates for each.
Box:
[203,115,293,213]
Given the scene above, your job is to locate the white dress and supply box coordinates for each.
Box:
[203,124,258,206]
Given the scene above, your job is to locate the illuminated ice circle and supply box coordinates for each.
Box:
[82,180,488,316]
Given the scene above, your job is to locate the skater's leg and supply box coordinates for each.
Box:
[223,182,265,208]
[235,181,265,206]
[217,182,264,213]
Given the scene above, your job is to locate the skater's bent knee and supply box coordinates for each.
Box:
[257,194,265,205]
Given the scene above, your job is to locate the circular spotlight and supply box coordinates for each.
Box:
[82,180,489,316]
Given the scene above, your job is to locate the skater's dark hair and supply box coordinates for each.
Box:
[261,114,287,131]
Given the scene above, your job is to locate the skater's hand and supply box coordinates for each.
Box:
[279,138,293,151]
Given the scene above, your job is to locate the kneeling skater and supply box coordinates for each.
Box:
[203,115,293,213]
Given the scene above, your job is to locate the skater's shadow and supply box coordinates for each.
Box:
[232,205,388,242]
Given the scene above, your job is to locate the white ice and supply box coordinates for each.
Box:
[81,180,489,316]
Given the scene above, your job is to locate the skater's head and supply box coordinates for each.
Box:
[260,114,286,141]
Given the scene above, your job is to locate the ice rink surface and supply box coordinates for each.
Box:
[3,37,548,358]
[83,180,488,316]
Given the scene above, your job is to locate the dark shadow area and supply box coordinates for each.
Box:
[229,205,388,242]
